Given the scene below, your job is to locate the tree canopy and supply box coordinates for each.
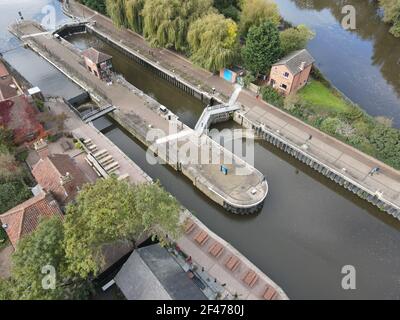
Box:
[79,0,106,14]
[280,24,315,55]
[125,0,145,34]
[188,13,238,72]
[142,0,214,51]
[241,21,282,75]
[1,217,91,300]
[106,0,127,28]
[239,0,280,37]
[64,177,182,278]
[380,0,400,37]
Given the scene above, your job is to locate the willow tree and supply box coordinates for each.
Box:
[106,0,127,28]
[125,0,145,34]
[239,0,281,36]
[142,0,214,51]
[188,13,238,72]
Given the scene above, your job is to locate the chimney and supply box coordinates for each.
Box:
[60,172,73,186]
[299,61,306,71]
[34,139,49,159]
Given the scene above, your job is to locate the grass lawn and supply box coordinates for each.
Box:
[298,80,351,113]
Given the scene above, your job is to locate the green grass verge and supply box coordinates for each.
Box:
[298,80,351,113]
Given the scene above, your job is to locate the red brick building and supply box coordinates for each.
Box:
[32,154,90,205]
[0,192,63,248]
[82,47,112,81]
[269,49,315,95]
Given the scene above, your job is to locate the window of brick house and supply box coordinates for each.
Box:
[280,84,287,90]
[283,72,289,78]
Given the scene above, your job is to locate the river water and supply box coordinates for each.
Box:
[276,0,400,127]
[1,0,400,299]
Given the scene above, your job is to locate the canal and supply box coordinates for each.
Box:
[1,0,400,299]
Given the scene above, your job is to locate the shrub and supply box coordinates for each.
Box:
[320,117,342,135]
[243,73,256,88]
[261,86,284,108]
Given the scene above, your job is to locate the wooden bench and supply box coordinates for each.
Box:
[263,286,277,300]
[208,242,224,258]
[225,255,240,272]
[184,220,196,234]
[194,230,209,246]
[242,270,258,287]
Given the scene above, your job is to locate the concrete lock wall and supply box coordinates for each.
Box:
[233,112,400,219]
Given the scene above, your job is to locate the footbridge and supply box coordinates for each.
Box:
[195,85,241,134]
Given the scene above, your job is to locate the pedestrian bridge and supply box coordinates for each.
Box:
[194,85,242,134]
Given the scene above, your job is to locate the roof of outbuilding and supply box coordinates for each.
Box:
[82,47,112,64]
[273,49,315,75]
[0,192,63,248]
[114,244,207,300]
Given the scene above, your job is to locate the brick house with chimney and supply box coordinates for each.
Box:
[82,47,113,81]
[269,49,315,95]
[32,154,90,205]
[0,192,63,248]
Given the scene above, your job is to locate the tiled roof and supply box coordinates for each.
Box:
[82,47,112,64]
[32,154,90,204]
[273,49,315,75]
[0,192,63,248]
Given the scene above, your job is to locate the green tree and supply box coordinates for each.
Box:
[0,180,31,214]
[188,13,238,72]
[125,0,145,34]
[242,21,282,75]
[239,0,280,37]
[64,178,182,278]
[2,218,90,300]
[79,0,106,14]
[213,0,241,21]
[280,24,315,55]
[380,0,400,37]
[106,0,127,28]
[142,0,214,51]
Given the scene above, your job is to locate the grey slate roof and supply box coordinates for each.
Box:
[114,244,207,300]
[82,47,112,64]
[273,49,315,75]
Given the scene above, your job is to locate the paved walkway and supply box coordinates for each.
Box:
[66,0,400,212]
